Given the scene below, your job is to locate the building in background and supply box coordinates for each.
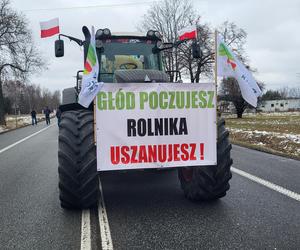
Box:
[258,99,300,112]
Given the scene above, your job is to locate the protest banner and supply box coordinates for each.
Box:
[96,82,216,171]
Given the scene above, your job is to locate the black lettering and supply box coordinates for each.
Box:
[164,118,169,135]
[169,118,178,135]
[127,119,136,137]
[147,118,154,136]
[179,118,188,135]
[155,118,163,136]
[137,119,146,136]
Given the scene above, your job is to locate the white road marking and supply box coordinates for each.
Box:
[0,125,54,154]
[81,210,91,250]
[98,177,114,250]
[232,167,300,202]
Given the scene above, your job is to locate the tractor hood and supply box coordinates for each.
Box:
[114,69,169,83]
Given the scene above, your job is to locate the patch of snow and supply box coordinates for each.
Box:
[229,128,300,144]
[0,126,8,133]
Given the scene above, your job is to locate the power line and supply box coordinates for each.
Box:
[22,1,157,12]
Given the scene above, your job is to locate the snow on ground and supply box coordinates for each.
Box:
[0,114,55,134]
[228,128,300,144]
[223,111,300,118]
[0,126,8,133]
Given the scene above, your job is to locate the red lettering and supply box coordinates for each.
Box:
[173,143,180,161]
[167,144,173,161]
[148,145,157,162]
[121,146,130,164]
[180,143,189,161]
[200,143,204,160]
[158,144,167,162]
[138,145,147,163]
[110,146,120,164]
[130,146,138,163]
[189,143,197,160]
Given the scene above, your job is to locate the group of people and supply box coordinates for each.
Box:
[30,107,61,126]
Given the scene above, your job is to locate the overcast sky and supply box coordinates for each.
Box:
[11,0,300,92]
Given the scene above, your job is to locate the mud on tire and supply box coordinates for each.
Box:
[58,110,99,209]
[178,118,233,201]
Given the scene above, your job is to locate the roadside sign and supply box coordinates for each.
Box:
[96,83,216,171]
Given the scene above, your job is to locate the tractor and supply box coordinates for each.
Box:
[55,27,232,209]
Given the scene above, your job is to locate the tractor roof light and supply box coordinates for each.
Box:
[156,40,163,49]
[96,28,111,39]
[154,31,162,39]
[103,28,111,36]
[147,30,154,37]
[147,30,162,40]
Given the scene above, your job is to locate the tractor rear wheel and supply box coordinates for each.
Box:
[178,118,232,201]
[58,110,99,209]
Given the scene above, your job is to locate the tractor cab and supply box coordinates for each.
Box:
[95,29,172,83]
[55,28,176,85]
[96,30,164,83]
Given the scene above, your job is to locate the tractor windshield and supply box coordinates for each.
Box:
[97,38,161,82]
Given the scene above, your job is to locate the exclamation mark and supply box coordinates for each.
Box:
[200,143,204,160]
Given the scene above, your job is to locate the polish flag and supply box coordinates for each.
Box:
[178,25,197,41]
[40,18,60,38]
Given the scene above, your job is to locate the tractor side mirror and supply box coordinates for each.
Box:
[192,41,201,59]
[55,39,64,57]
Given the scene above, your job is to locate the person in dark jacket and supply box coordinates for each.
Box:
[44,106,51,125]
[31,109,37,125]
[56,108,61,126]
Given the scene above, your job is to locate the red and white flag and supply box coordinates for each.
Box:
[40,18,60,38]
[178,25,197,41]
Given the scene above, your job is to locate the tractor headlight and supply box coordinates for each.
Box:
[96,29,104,38]
[156,40,163,49]
[147,30,154,37]
[147,30,162,40]
[154,31,162,39]
[103,28,111,36]
[96,28,111,39]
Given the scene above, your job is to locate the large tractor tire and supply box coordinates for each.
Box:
[58,110,99,209]
[178,118,232,201]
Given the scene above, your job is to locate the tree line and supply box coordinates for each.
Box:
[261,87,300,100]
[2,80,60,115]
[0,0,57,125]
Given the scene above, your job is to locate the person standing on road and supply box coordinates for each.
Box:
[31,109,37,125]
[56,107,61,126]
[44,106,51,125]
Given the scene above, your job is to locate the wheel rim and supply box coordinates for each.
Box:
[181,168,193,182]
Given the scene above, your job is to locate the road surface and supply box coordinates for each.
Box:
[0,123,299,249]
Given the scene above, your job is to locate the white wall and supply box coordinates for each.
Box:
[258,99,300,112]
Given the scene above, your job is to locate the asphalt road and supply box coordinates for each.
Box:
[0,124,299,250]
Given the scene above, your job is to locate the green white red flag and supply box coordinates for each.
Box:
[78,26,103,108]
[217,35,262,107]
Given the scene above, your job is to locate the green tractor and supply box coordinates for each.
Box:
[55,27,232,209]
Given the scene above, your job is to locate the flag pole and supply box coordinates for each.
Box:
[214,29,218,148]
[214,30,218,88]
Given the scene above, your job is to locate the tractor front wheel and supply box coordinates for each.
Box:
[178,118,232,201]
[58,110,99,209]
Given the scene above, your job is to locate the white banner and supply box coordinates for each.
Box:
[96,83,216,171]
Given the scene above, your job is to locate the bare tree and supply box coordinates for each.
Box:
[219,77,264,118]
[139,0,197,82]
[0,0,46,125]
[178,22,214,82]
[218,21,247,59]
